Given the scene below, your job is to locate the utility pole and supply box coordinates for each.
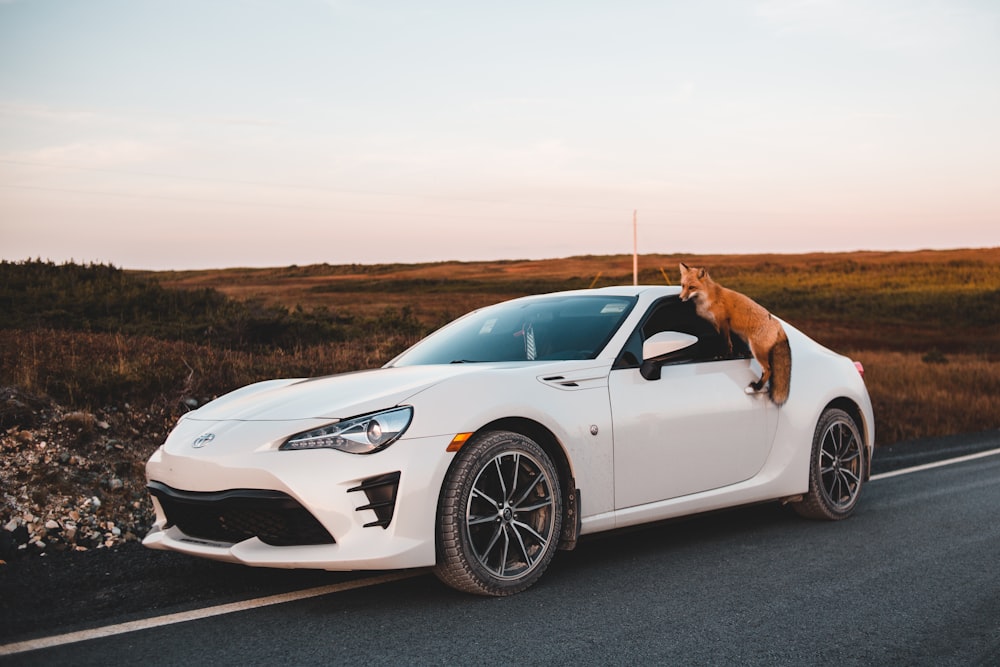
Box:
[632,209,638,286]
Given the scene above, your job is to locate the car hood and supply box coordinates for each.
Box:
[183,365,482,422]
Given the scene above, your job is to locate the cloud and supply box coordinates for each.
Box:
[0,101,282,131]
[673,82,696,104]
[754,0,996,52]
[206,115,285,128]
[0,102,101,124]
[6,140,169,168]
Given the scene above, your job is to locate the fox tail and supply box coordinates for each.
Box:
[768,331,792,406]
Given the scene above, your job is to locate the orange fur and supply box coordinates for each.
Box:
[679,263,791,405]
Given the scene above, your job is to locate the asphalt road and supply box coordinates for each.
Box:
[2,432,999,666]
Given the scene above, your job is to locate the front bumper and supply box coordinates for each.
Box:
[143,421,456,571]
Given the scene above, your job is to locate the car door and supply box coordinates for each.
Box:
[608,297,775,509]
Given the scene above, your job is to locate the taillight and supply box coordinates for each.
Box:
[854,361,865,379]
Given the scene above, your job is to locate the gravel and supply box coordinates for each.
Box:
[0,386,173,563]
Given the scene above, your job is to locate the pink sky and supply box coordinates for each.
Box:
[2,1,998,269]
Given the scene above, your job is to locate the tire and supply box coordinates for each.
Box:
[793,408,865,520]
[433,430,563,596]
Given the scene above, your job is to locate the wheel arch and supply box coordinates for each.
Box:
[821,397,871,480]
[470,417,580,551]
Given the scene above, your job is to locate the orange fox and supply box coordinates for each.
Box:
[678,263,791,405]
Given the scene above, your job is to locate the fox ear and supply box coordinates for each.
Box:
[697,268,706,279]
[679,262,689,273]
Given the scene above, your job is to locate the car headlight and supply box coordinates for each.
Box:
[279,406,413,454]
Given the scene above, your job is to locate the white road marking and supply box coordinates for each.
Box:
[870,447,1000,481]
[4,447,1000,657]
[0,570,424,657]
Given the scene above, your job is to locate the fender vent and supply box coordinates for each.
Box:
[538,369,607,391]
[542,375,579,388]
[348,471,401,529]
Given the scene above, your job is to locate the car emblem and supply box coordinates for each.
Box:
[192,433,215,448]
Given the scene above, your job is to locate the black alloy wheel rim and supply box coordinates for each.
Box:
[819,418,863,510]
[465,451,556,580]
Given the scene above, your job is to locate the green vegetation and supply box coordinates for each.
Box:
[1,259,423,352]
[1,260,426,411]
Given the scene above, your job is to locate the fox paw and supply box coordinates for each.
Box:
[746,381,767,394]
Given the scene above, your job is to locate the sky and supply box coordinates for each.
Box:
[1,0,998,270]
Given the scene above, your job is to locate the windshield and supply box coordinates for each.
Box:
[392,294,637,365]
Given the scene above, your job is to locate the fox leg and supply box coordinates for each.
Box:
[719,321,734,356]
[752,360,772,392]
[747,341,772,393]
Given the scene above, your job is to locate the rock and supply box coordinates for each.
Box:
[61,411,96,436]
[45,519,60,530]
[0,386,49,429]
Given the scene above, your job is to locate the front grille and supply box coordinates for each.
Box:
[148,481,335,547]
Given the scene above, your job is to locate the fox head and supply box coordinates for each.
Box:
[678,263,710,302]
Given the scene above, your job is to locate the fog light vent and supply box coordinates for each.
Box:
[348,471,401,529]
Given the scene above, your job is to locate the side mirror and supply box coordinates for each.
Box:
[640,332,698,380]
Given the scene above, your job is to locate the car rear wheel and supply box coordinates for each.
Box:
[793,408,865,520]
[433,430,563,596]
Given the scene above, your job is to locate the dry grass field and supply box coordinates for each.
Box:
[5,248,999,446]
[142,247,1000,444]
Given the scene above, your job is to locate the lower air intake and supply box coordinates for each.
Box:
[148,481,335,546]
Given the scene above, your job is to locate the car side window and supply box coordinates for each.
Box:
[612,296,751,369]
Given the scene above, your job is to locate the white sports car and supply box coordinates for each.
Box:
[144,286,874,595]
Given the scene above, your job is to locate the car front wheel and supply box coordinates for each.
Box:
[793,408,865,520]
[433,430,563,596]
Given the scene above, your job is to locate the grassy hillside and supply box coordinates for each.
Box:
[141,248,1000,355]
[5,248,1000,442]
[142,248,1000,443]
